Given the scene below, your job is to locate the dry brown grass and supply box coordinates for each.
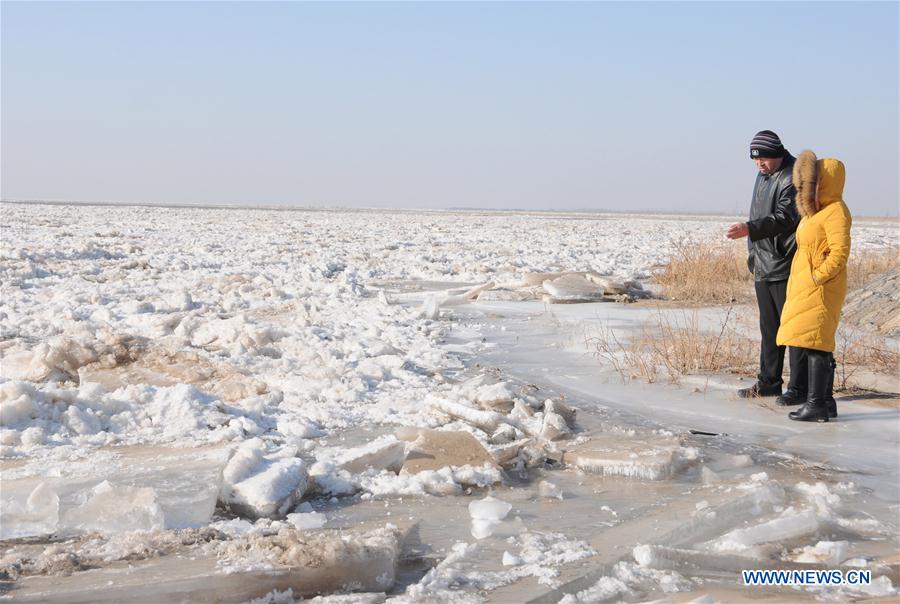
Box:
[834,325,900,391]
[588,308,898,393]
[653,240,753,305]
[847,246,900,291]
[588,307,757,384]
[655,241,898,304]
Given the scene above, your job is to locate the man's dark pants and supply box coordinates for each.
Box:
[755,280,807,392]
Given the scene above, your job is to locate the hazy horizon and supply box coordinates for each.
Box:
[2,2,898,216]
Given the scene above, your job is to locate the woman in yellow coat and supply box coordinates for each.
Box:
[776,150,852,422]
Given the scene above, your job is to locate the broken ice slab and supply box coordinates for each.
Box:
[220,439,309,519]
[335,435,407,474]
[469,496,512,521]
[7,526,401,603]
[793,541,849,566]
[396,428,499,474]
[634,544,855,575]
[428,396,507,433]
[469,496,514,540]
[63,481,165,534]
[520,271,567,287]
[0,481,59,540]
[461,281,495,300]
[560,434,697,481]
[540,411,572,441]
[583,274,629,295]
[475,288,541,302]
[0,445,230,538]
[543,399,576,429]
[542,274,606,302]
[705,507,819,553]
[473,382,515,413]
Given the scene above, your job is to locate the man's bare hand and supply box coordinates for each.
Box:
[726,222,749,240]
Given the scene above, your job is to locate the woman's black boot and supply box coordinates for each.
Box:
[789,350,829,423]
[825,354,837,419]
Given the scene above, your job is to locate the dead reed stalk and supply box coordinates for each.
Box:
[588,307,757,384]
[847,246,900,291]
[653,240,753,304]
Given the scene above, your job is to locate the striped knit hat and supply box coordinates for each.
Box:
[750,130,786,159]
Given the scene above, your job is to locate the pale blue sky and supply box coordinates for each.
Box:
[2,1,898,215]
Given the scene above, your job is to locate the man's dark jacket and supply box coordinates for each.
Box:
[746,152,800,282]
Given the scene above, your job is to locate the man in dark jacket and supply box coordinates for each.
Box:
[726,130,805,400]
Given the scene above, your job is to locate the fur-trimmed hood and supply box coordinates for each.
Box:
[792,150,846,218]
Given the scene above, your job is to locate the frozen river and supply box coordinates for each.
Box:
[1,203,897,602]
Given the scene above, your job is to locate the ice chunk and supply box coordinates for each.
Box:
[462,281,495,300]
[521,271,566,286]
[278,418,325,441]
[20,425,45,447]
[336,436,407,474]
[490,437,531,467]
[12,526,401,601]
[502,551,522,566]
[0,381,37,426]
[793,540,849,566]
[167,290,194,311]
[222,440,309,519]
[286,511,327,530]
[562,436,691,481]
[469,496,512,521]
[471,518,497,539]
[223,439,267,485]
[2,445,230,536]
[420,295,441,320]
[710,507,819,552]
[544,399,576,428]
[542,274,605,301]
[538,480,564,500]
[490,424,518,444]
[429,396,506,433]
[401,428,498,474]
[473,382,515,413]
[540,411,571,441]
[716,454,754,469]
[510,399,535,421]
[0,481,60,539]
[468,495,512,539]
[62,480,165,533]
[584,274,628,294]
[476,288,540,302]
[19,337,99,382]
[701,466,721,484]
[225,458,308,519]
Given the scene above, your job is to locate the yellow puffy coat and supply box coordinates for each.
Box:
[776,153,852,352]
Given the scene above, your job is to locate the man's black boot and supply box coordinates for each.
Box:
[738,383,782,399]
[789,351,829,423]
[825,354,837,419]
[776,387,807,406]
